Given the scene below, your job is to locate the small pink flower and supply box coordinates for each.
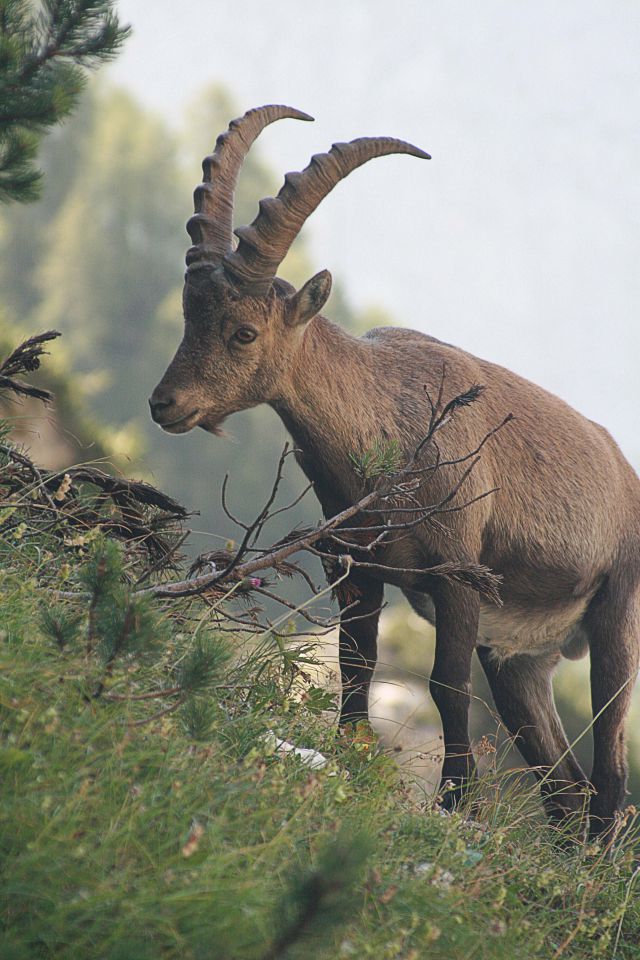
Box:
[249,577,262,588]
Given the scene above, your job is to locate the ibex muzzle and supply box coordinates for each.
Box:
[151,105,640,840]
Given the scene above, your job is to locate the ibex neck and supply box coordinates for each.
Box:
[271,316,387,506]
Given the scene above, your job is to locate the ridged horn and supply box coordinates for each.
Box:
[223,137,431,293]
[186,104,314,267]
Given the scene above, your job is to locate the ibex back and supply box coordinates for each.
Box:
[150,105,640,838]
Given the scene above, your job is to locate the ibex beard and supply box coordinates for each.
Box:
[150,104,640,841]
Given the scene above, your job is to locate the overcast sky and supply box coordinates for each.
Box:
[108,0,639,466]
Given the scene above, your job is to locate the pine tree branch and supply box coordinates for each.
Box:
[0,0,130,203]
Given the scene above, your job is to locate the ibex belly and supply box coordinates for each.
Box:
[477,599,590,660]
[404,588,591,661]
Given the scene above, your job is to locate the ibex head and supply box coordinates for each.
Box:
[149,105,430,435]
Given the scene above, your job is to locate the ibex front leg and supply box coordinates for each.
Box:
[336,573,384,726]
[430,583,479,807]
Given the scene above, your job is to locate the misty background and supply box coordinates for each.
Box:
[109,0,639,469]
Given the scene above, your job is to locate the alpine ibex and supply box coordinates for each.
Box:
[150,105,640,837]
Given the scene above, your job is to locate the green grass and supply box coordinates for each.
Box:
[1,470,640,958]
[2,577,640,959]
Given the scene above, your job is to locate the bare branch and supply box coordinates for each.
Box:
[0,331,61,403]
[221,474,250,530]
[137,489,381,600]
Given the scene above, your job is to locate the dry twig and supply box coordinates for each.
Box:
[0,331,61,403]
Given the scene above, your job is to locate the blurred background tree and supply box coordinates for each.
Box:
[0,1,133,468]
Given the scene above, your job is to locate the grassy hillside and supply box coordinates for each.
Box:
[1,465,640,959]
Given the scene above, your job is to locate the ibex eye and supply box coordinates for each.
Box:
[233,327,257,344]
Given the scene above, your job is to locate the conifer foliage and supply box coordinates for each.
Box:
[0,0,129,203]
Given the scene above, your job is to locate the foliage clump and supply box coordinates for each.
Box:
[350,438,404,480]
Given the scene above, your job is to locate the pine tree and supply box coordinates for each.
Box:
[0,0,129,203]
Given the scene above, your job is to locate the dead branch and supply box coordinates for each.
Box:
[0,439,189,568]
[0,330,61,403]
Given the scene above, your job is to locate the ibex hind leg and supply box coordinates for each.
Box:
[477,647,589,827]
[584,556,640,840]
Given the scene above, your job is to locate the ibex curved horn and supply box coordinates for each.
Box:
[186,104,313,268]
[223,137,431,293]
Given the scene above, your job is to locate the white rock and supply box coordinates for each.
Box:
[264,731,329,770]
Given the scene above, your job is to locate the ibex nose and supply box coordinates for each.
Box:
[148,390,175,423]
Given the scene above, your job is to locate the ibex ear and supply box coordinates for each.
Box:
[287,270,332,326]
